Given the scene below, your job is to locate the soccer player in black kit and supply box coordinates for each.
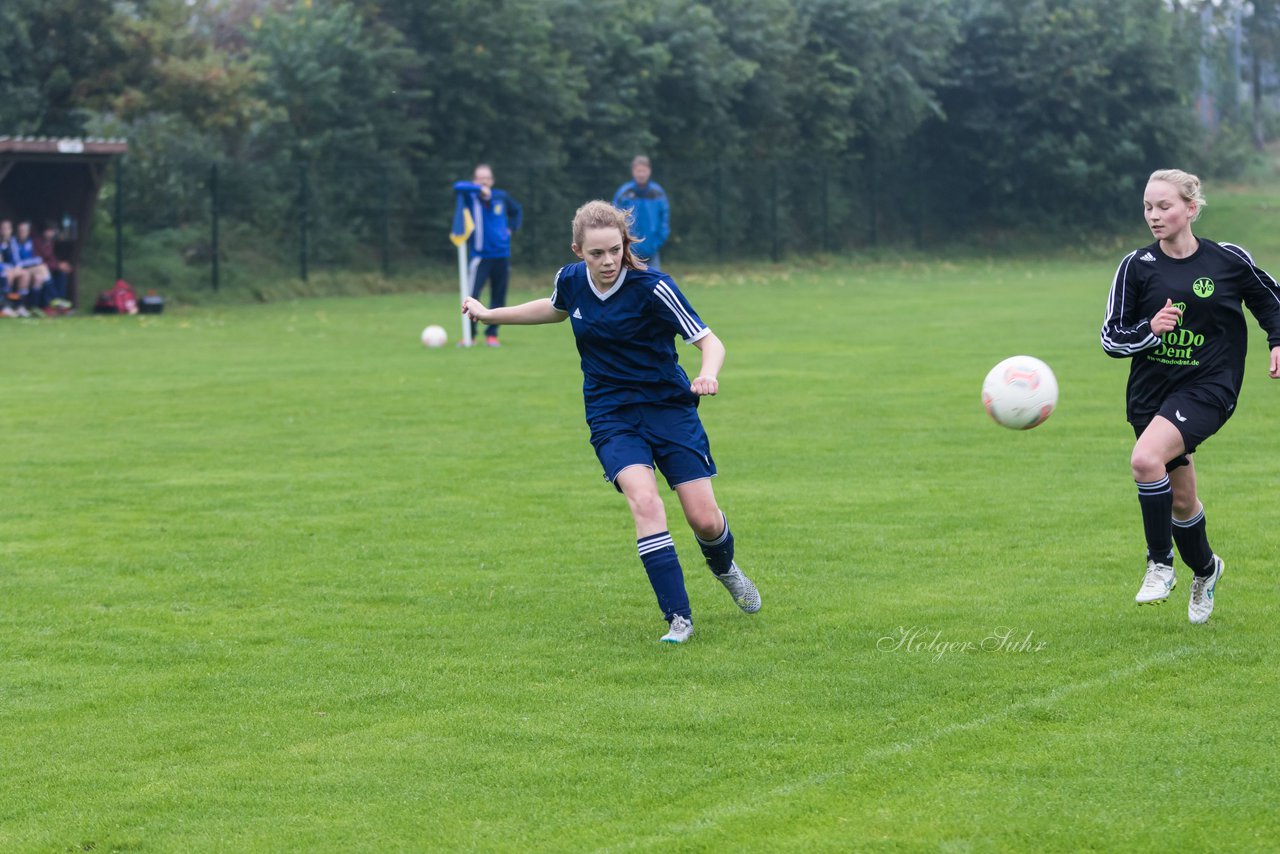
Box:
[1101,169,1280,624]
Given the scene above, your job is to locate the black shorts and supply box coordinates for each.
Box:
[1131,387,1235,471]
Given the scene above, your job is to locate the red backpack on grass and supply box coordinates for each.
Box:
[93,280,139,315]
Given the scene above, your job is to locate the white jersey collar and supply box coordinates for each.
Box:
[587,267,627,300]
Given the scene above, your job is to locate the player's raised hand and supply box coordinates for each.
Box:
[690,376,718,396]
[462,296,488,323]
[1270,345,1280,379]
[1151,298,1182,335]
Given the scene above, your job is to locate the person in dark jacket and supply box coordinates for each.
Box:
[32,223,73,311]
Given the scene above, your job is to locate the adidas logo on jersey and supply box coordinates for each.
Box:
[1139,251,1156,262]
[572,308,582,319]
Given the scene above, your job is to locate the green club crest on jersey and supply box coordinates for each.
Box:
[1192,278,1214,298]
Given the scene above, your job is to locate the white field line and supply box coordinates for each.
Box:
[593,646,1192,853]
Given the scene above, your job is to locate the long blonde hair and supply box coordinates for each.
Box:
[571,200,648,271]
[1149,169,1206,222]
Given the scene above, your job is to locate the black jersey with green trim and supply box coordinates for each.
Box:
[1100,238,1280,423]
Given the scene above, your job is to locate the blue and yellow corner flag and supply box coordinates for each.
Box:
[450,200,475,247]
[451,194,476,347]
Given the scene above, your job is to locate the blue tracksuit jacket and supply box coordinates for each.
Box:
[612,180,670,260]
[453,182,523,259]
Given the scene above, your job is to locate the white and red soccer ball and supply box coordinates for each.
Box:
[982,355,1058,430]
[421,324,448,348]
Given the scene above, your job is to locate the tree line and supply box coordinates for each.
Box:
[1,0,1275,262]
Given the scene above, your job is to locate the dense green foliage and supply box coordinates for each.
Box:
[932,0,1201,223]
[2,0,1278,267]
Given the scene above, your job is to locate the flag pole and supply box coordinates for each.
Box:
[456,241,473,348]
[449,195,476,348]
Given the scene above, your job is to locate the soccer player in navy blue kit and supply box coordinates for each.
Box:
[1101,169,1280,624]
[0,218,45,317]
[462,200,760,643]
[453,164,523,347]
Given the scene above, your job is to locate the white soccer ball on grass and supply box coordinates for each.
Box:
[421,324,448,348]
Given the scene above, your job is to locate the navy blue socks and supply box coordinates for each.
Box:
[696,511,735,576]
[637,532,691,621]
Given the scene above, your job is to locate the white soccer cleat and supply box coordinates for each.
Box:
[660,614,694,643]
[713,561,761,613]
[1188,555,1223,625]
[1135,561,1176,605]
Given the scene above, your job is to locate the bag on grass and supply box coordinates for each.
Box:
[139,291,165,314]
[93,279,139,315]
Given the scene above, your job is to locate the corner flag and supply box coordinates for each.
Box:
[450,198,475,347]
[450,203,475,247]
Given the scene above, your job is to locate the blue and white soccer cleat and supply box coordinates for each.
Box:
[660,614,694,644]
[713,562,761,614]
[1135,561,1176,605]
[1188,555,1223,624]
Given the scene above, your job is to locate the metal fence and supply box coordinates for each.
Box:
[105,153,931,293]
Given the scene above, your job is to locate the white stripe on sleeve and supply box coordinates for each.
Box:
[653,281,704,340]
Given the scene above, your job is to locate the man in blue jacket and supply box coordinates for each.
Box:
[453,164,523,347]
[612,156,669,270]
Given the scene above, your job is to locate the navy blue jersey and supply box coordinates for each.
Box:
[1101,238,1280,422]
[550,262,710,421]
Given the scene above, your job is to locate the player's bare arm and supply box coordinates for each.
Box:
[1270,345,1280,379]
[690,331,725,396]
[462,296,567,326]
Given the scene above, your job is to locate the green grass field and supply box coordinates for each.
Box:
[4,198,1280,851]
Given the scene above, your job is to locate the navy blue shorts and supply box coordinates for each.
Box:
[1132,387,1235,470]
[589,402,716,491]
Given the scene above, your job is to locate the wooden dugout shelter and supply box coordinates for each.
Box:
[0,136,128,305]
